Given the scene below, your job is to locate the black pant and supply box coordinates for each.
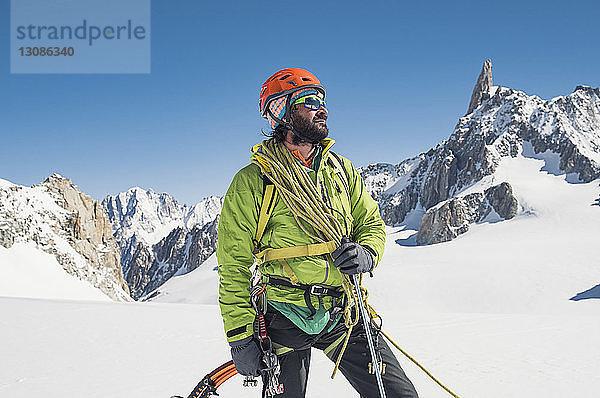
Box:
[262,307,419,398]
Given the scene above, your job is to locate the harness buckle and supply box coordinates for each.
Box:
[310,284,329,296]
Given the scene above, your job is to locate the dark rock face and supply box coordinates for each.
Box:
[420,147,458,209]
[417,192,484,245]
[375,129,497,226]
[416,182,519,245]
[378,185,420,226]
[185,216,219,274]
[467,59,493,115]
[485,182,518,220]
[125,216,219,300]
[122,238,154,299]
[102,188,222,300]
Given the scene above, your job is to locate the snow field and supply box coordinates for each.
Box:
[1,153,599,397]
[0,243,110,302]
[1,298,599,398]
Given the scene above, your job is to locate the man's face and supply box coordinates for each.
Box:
[289,93,329,145]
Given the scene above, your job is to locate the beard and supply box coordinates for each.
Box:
[290,111,329,145]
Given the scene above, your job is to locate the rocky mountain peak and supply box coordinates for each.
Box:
[102,187,186,246]
[363,63,599,245]
[574,85,598,94]
[467,59,493,115]
[102,188,222,299]
[1,175,130,300]
[40,174,116,251]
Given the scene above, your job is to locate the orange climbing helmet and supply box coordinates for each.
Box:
[259,68,326,129]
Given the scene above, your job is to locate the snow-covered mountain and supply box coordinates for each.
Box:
[360,59,600,244]
[102,188,222,299]
[0,174,131,301]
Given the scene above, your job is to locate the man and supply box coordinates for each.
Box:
[217,68,418,397]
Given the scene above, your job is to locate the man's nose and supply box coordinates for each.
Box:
[317,106,328,117]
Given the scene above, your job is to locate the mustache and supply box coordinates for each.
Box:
[313,115,328,122]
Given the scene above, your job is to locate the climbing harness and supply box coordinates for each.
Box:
[264,275,344,319]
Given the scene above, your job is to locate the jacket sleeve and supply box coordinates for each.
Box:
[217,165,261,343]
[344,157,386,266]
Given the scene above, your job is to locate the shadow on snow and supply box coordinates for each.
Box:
[570,284,600,301]
[394,231,418,247]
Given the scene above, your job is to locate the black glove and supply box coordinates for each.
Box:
[332,237,375,275]
[229,336,263,376]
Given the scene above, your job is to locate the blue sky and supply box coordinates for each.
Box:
[1,0,599,204]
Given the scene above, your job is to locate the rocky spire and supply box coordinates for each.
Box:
[467,59,493,114]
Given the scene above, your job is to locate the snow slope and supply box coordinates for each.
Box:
[371,154,600,316]
[1,153,599,397]
[145,253,219,304]
[0,243,110,302]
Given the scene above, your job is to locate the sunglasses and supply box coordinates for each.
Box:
[293,95,327,111]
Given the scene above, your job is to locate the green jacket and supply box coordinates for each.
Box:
[217,138,385,343]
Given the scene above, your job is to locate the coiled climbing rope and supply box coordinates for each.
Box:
[251,138,461,398]
[251,139,360,373]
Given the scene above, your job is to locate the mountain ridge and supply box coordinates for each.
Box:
[0,174,130,301]
[102,187,222,299]
[360,60,599,244]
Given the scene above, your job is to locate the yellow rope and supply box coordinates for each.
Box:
[380,330,461,398]
[331,325,352,378]
[251,139,461,397]
[251,139,359,377]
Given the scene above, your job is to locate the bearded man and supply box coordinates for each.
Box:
[217,68,418,398]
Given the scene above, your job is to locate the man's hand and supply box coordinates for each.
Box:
[332,237,375,275]
[230,336,263,376]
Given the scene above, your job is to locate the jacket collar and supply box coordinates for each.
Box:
[251,138,336,172]
[252,138,335,155]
